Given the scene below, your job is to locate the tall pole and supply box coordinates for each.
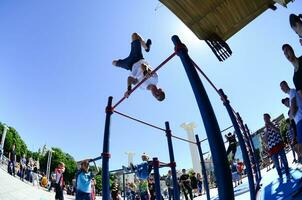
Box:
[172,35,234,200]
[1,124,9,152]
[153,157,162,200]
[236,113,259,183]
[245,124,262,181]
[195,134,210,200]
[46,150,53,180]
[165,122,180,200]
[123,173,126,200]
[102,96,113,200]
[219,89,256,200]
[180,122,202,174]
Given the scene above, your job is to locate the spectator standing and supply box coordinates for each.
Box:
[8,144,16,176]
[179,169,193,200]
[289,14,302,46]
[55,162,65,200]
[196,173,203,196]
[190,172,198,197]
[165,170,174,200]
[20,154,27,181]
[280,80,302,162]
[111,182,120,200]
[262,113,290,180]
[148,175,156,200]
[75,160,99,200]
[236,159,244,185]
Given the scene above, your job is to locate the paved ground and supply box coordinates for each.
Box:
[0,166,75,200]
[1,150,301,200]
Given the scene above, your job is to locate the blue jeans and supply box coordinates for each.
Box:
[297,120,302,144]
[140,191,149,200]
[168,187,174,200]
[271,148,289,178]
[76,190,91,200]
[116,39,143,71]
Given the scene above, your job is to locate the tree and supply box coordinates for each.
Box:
[39,147,77,184]
[279,118,289,144]
[0,123,28,160]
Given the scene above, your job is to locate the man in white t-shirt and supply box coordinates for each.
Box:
[125,59,165,101]
[280,80,302,162]
[112,33,165,101]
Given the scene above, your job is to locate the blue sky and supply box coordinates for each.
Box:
[0,1,301,171]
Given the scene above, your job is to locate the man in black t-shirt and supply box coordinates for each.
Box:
[225,132,237,160]
[179,169,193,200]
[282,44,302,100]
[8,144,16,176]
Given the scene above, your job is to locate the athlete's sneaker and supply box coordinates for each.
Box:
[122,165,130,173]
[145,39,152,52]
[130,162,136,171]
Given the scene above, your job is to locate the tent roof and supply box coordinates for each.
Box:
[160,0,291,41]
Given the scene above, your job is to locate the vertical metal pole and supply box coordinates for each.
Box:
[153,157,162,200]
[172,35,234,200]
[245,124,262,180]
[102,96,113,200]
[123,173,126,200]
[236,113,259,183]
[219,89,256,200]
[46,150,52,181]
[195,134,210,200]
[0,125,9,157]
[165,122,180,200]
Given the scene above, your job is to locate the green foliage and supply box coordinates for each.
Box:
[0,123,28,159]
[95,174,102,192]
[279,118,289,144]
[0,122,102,187]
[39,147,77,184]
[188,169,195,176]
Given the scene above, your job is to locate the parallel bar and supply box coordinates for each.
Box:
[195,134,210,200]
[123,173,126,200]
[153,157,162,200]
[221,125,234,133]
[114,110,166,132]
[236,113,259,183]
[165,122,180,200]
[219,89,256,200]
[172,35,234,200]
[102,96,113,200]
[245,124,262,182]
[89,156,102,163]
[171,134,196,144]
[199,125,233,143]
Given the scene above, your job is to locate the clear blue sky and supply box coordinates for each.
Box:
[0,1,301,171]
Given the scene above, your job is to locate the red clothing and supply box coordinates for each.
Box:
[55,168,64,187]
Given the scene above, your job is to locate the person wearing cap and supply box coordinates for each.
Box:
[75,159,99,200]
[128,153,152,180]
